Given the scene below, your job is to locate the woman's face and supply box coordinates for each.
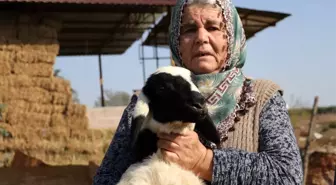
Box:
[179,4,228,74]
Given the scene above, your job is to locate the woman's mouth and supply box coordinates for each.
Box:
[195,51,212,58]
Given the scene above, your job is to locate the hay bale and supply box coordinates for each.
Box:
[66,103,87,117]
[0,62,11,75]
[52,92,71,105]
[0,137,25,150]
[5,100,66,115]
[0,128,113,166]
[51,113,88,129]
[0,38,21,52]
[0,76,9,86]
[6,110,50,127]
[67,116,89,130]
[12,63,54,77]
[6,124,69,142]
[35,77,72,94]
[69,130,89,141]
[0,75,72,94]
[7,100,53,115]
[53,105,66,114]
[0,103,7,122]
[8,139,96,154]
[16,50,56,64]
[69,129,114,147]
[65,139,96,153]
[0,50,15,75]
[21,43,59,54]
[2,87,53,103]
[40,126,70,141]
[23,150,91,166]
[50,113,66,127]
[0,75,33,87]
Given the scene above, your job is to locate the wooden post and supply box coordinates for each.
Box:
[141,38,146,85]
[152,12,159,69]
[98,54,105,107]
[302,96,319,185]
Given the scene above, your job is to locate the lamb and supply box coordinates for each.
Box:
[116,66,220,185]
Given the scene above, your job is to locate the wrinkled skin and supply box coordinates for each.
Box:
[179,4,228,75]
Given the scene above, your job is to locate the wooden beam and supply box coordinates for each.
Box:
[60,27,149,34]
[98,54,105,107]
[58,51,125,56]
[302,96,319,185]
[62,20,154,25]
[0,3,169,14]
[59,38,137,42]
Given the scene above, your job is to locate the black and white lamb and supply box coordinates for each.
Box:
[117,66,220,185]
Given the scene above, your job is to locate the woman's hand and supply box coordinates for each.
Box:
[157,130,214,181]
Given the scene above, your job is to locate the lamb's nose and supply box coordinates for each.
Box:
[192,103,203,109]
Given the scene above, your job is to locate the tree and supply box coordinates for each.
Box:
[289,94,310,109]
[53,69,80,103]
[94,89,131,107]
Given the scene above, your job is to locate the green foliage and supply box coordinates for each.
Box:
[94,90,131,107]
[0,151,14,168]
[321,126,329,133]
[0,104,6,121]
[288,106,336,127]
[0,127,12,138]
[328,121,336,129]
[317,106,336,114]
[288,106,336,116]
[288,108,311,127]
[319,121,336,133]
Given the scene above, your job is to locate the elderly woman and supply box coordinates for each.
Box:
[92,0,303,184]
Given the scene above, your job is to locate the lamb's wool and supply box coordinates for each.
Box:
[116,66,209,185]
[117,133,205,185]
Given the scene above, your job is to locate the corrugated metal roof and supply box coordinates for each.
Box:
[0,0,176,5]
[0,0,171,56]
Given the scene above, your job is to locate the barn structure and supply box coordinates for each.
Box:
[0,0,290,107]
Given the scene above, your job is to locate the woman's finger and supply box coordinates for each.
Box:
[160,149,179,163]
[157,132,183,142]
[157,138,180,152]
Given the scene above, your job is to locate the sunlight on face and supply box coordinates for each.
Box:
[179,4,228,74]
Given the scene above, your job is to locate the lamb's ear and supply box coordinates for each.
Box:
[195,114,221,145]
[130,92,150,147]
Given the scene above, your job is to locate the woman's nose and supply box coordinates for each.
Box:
[195,28,209,45]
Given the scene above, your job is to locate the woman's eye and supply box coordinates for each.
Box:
[159,86,165,91]
[207,26,219,31]
[182,28,196,34]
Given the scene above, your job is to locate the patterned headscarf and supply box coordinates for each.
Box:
[168,0,255,144]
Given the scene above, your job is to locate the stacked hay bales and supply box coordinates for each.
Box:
[0,14,114,166]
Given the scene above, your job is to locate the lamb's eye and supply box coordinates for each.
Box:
[158,86,165,91]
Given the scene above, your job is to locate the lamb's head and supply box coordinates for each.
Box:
[143,66,208,124]
[132,66,220,145]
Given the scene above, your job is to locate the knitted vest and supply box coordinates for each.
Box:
[219,79,282,152]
